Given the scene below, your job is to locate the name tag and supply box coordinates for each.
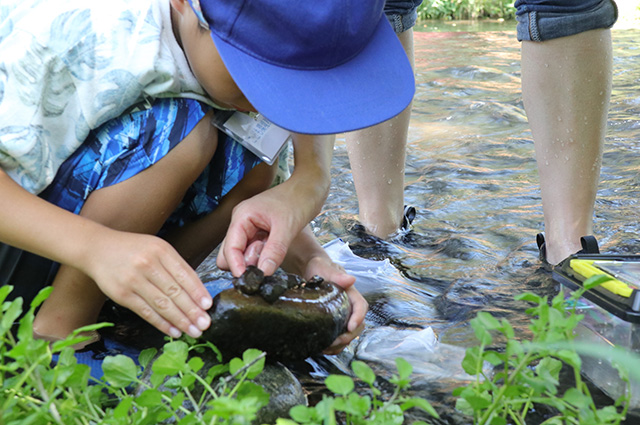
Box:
[211,111,290,165]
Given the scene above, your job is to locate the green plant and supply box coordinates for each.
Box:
[0,285,268,425]
[418,0,516,20]
[0,285,442,425]
[453,275,631,425]
[277,358,439,425]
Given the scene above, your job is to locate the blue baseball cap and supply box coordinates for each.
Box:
[188,0,415,135]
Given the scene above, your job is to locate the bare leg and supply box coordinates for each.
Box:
[33,112,219,342]
[163,161,277,268]
[522,29,612,264]
[345,29,415,238]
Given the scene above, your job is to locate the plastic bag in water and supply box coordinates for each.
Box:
[355,326,480,381]
[323,238,409,298]
[324,238,487,382]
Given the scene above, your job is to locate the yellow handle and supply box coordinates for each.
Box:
[570,259,633,298]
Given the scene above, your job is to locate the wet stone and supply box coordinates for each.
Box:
[137,347,306,425]
[204,267,351,362]
[305,275,324,289]
[259,276,289,303]
[236,265,264,295]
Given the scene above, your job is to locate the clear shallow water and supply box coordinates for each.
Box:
[201,27,640,423]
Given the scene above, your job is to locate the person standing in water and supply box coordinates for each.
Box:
[347,0,617,268]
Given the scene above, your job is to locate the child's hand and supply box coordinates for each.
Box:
[300,255,367,355]
[86,229,213,339]
[217,133,334,277]
[276,228,368,355]
[323,284,367,355]
[216,181,320,277]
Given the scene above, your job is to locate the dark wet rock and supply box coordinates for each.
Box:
[259,274,289,303]
[236,265,264,295]
[254,364,307,424]
[203,266,351,362]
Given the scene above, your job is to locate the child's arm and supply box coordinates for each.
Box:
[281,225,367,354]
[217,133,334,276]
[0,169,212,337]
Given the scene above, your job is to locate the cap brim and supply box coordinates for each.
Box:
[211,17,415,135]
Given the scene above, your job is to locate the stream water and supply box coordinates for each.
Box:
[200,24,640,424]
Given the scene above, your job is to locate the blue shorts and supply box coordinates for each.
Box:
[42,97,261,230]
[2,97,261,303]
[385,0,423,33]
[515,0,618,42]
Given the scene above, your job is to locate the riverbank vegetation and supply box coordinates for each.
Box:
[417,0,640,26]
[1,280,635,424]
[417,0,515,21]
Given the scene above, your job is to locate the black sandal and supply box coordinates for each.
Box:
[536,233,600,271]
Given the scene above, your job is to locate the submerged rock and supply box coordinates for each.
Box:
[203,266,351,361]
[137,347,307,425]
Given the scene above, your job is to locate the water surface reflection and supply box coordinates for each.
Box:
[202,26,640,424]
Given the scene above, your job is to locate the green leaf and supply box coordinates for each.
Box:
[351,360,376,385]
[400,397,439,418]
[1,299,23,333]
[461,346,483,375]
[152,341,189,375]
[276,419,301,425]
[229,357,244,376]
[582,274,611,290]
[16,309,34,341]
[371,403,403,425]
[30,287,53,310]
[170,393,186,410]
[470,314,494,345]
[237,381,270,407]
[0,285,13,304]
[537,357,562,380]
[553,349,582,369]
[395,357,413,380]
[187,356,204,373]
[490,417,507,425]
[139,348,157,368]
[103,354,138,388]
[457,388,492,410]
[242,348,265,379]
[135,388,164,407]
[181,373,196,388]
[326,374,355,396]
[482,350,504,366]
[113,396,134,418]
[515,292,543,304]
[596,405,623,423]
[563,387,589,408]
[475,311,501,330]
[289,404,315,423]
[342,392,371,416]
[454,397,474,416]
[207,363,228,381]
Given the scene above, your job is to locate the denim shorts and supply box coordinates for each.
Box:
[385,0,424,33]
[1,97,260,304]
[515,0,618,42]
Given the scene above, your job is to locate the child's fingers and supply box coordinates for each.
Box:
[218,219,253,277]
[257,227,295,276]
[244,240,264,266]
[160,252,213,311]
[125,293,183,339]
[322,286,368,355]
[133,274,204,339]
[346,287,368,333]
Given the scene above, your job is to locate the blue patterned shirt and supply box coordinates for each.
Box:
[0,0,214,194]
